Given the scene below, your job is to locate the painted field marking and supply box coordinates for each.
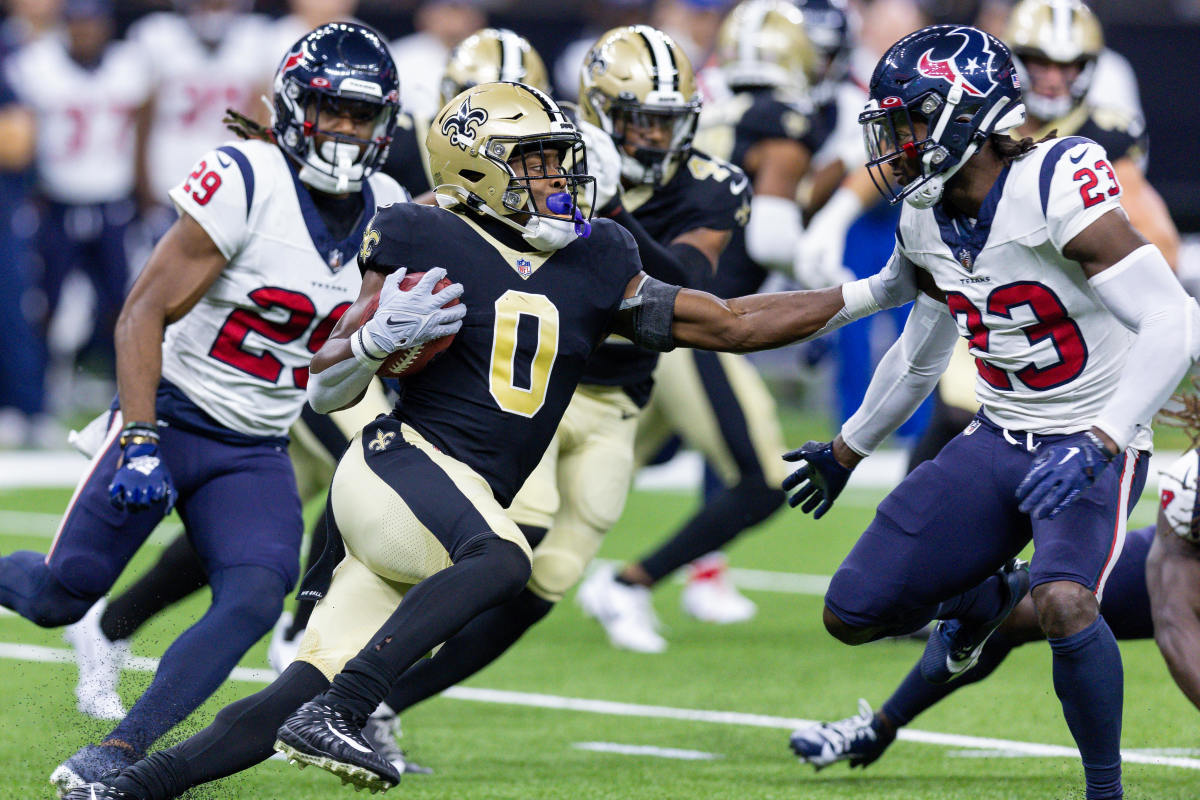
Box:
[0,642,1197,771]
[572,742,720,760]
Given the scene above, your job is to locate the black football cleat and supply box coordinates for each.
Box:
[51,744,138,797]
[275,700,402,793]
[60,781,140,800]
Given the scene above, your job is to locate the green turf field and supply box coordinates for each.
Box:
[0,479,1197,799]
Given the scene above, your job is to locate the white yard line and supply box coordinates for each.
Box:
[0,641,1197,771]
[572,742,720,760]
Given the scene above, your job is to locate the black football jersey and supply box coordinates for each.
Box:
[1031,103,1148,170]
[697,88,827,298]
[360,202,640,506]
[380,111,434,197]
[582,149,751,402]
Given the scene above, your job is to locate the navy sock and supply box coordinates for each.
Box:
[385,588,553,714]
[882,632,1017,726]
[1049,616,1124,800]
[934,573,1006,626]
[106,565,286,753]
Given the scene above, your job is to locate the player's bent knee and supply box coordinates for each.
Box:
[462,535,532,600]
[529,550,586,603]
[1032,580,1099,640]
[822,604,874,645]
[210,565,290,636]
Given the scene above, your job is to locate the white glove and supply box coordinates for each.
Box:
[577,118,621,213]
[359,267,467,359]
[794,187,861,289]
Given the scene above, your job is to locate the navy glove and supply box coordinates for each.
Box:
[1016,430,1115,520]
[109,423,177,513]
[782,440,854,519]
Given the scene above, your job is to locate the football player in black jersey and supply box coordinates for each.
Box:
[66,80,918,798]
[1006,0,1179,266]
[575,23,795,648]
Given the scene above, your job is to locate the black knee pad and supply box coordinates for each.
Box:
[458,535,532,601]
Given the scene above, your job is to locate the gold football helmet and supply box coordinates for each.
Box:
[1005,0,1104,121]
[439,28,551,109]
[427,82,593,239]
[578,25,701,187]
[716,0,818,93]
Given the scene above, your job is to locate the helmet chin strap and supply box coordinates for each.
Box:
[433,184,580,251]
[904,93,1024,210]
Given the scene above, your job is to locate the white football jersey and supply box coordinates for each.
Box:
[163,140,408,437]
[127,12,277,204]
[896,137,1151,449]
[6,36,151,202]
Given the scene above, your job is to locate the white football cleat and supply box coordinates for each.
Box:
[268,611,303,675]
[681,554,757,624]
[63,599,128,721]
[576,566,667,653]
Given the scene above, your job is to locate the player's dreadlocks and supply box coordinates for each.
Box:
[1156,373,1200,449]
[223,108,275,143]
[989,129,1054,165]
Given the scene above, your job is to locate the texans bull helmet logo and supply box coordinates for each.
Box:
[915,26,1000,98]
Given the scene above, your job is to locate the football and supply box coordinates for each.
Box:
[358,271,459,379]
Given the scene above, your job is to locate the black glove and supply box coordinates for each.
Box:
[781,440,853,519]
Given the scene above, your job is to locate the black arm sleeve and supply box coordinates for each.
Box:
[619,275,681,352]
[608,207,713,290]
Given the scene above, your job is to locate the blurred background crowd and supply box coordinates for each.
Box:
[0,0,1197,449]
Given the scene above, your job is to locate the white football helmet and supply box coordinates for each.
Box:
[1158,449,1200,543]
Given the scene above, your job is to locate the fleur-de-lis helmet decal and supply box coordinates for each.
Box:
[441,95,489,151]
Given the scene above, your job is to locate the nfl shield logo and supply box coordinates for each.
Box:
[516,257,532,277]
[327,248,344,272]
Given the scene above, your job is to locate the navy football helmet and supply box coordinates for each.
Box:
[793,0,853,104]
[858,25,1025,209]
[272,23,400,194]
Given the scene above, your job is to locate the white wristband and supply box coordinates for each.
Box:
[841,278,881,320]
[350,327,386,368]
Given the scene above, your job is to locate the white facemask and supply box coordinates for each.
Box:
[298,140,364,194]
[521,215,579,251]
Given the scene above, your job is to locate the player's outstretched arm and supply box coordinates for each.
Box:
[783,294,959,517]
[1147,509,1200,712]
[308,268,466,413]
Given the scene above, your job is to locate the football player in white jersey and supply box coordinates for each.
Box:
[783,25,1198,800]
[128,0,275,230]
[0,23,456,795]
[5,0,151,406]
